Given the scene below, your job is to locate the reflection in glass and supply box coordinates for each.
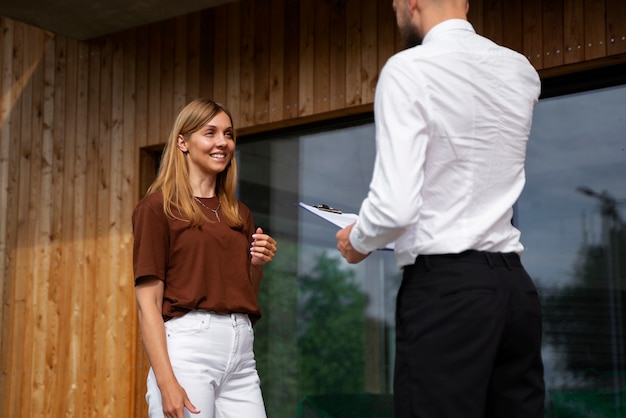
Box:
[521,84,626,416]
[238,123,398,417]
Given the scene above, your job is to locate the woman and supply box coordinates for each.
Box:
[132,98,277,418]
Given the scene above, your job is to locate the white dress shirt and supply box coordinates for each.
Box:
[350,19,541,267]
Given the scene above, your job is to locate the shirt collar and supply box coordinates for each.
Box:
[422,19,475,44]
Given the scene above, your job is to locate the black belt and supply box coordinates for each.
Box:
[412,250,522,271]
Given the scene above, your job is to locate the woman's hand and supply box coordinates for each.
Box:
[250,227,277,266]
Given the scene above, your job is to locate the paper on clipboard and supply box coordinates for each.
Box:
[298,202,359,229]
[298,202,394,250]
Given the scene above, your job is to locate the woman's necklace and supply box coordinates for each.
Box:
[194,197,221,222]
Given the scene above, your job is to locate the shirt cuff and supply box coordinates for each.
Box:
[349,222,375,255]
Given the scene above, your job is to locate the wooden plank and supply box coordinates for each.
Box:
[268,0,285,122]
[49,34,69,416]
[40,35,56,417]
[298,0,315,116]
[345,0,362,106]
[120,28,138,417]
[225,4,240,118]
[483,0,503,46]
[184,12,201,102]
[11,21,34,417]
[80,39,101,416]
[0,18,19,418]
[95,37,113,417]
[239,0,256,126]
[173,16,187,113]
[467,0,484,35]
[583,0,606,60]
[361,0,377,104]
[58,36,79,418]
[282,0,299,120]
[254,0,271,124]
[25,25,46,418]
[61,36,89,418]
[502,0,524,53]
[207,7,224,105]
[330,0,347,111]
[213,7,228,102]
[563,0,585,64]
[606,0,626,54]
[159,19,175,145]
[523,0,544,69]
[199,9,215,101]
[135,26,150,149]
[377,0,395,69]
[147,24,161,146]
[0,20,15,411]
[313,0,330,113]
[543,0,565,68]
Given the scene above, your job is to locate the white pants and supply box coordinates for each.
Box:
[146,311,266,418]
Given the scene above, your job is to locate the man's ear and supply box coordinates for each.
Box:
[177,134,188,153]
[408,0,419,13]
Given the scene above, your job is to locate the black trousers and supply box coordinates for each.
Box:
[394,250,545,418]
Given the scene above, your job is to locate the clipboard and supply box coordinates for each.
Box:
[298,202,394,250]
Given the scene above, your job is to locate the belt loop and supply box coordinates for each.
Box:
[483,251,494,268]
[423,255,432,271]
[500,254,512,270]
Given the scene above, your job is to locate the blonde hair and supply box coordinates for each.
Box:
[147,98,243,228]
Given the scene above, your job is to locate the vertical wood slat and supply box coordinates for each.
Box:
[254,1,271,124]
[147,24,161,146]
[121,28,138,415]
[606,0,626,54]
[361,0,378,104]
[269,0,285,122]
[299,0,315,116]
[523,0,544,69]
[213,7,228,103]
[483,0,503,48]
[185,13,201,103]
[313,0,330,114]
[159,20,175,143]
[225,4,241,120]
[564,0,585,64]
[70,39,90,418]
[240,0,255,125]
[502,0,523,54]
[13,21,35,418]
[584,0,607,60]
[2,0,626,416]
[57,35,77,416]
[543,0,565,68]
[282,0,299,120]
[0,18,15,409]
[330,0,347,111]
[377,0,395,70]
[345,0,362,106]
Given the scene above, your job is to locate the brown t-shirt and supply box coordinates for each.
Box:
[132,192,262,323]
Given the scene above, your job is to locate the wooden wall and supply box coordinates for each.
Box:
[1,0,625,416]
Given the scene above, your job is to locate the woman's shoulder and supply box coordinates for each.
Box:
[133,191,165,217]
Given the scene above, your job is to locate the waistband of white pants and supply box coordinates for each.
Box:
[179,310,250,325]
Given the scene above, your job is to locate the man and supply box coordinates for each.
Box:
[336,0,545,417]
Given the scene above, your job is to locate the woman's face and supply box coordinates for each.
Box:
[178,110,235,178]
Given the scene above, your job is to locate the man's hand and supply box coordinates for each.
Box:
[336,223,370,264]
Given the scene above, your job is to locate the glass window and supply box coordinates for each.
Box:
[238,120,397,418]
[520,83,626,416]
[237,83,626,417]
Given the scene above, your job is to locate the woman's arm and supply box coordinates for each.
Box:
[135,278,199,417]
